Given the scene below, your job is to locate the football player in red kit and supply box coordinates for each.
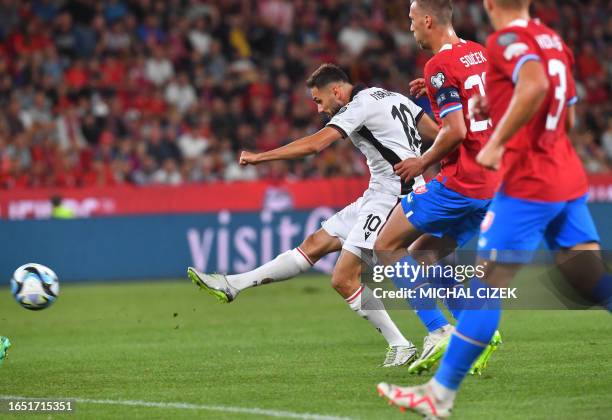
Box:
[374,0,501,376]
[377,0,610,418]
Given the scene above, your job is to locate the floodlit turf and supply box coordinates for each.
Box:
[1,275,611,419]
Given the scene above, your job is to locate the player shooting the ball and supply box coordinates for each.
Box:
[188,63,440,368]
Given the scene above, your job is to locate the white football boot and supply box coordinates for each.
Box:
[381,343,418,367]
[187,267,239,303]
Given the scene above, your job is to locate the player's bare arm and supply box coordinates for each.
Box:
[416,113,439,143]
[394,110,466,181]
[239,127,342,165]
[477,60,550,169]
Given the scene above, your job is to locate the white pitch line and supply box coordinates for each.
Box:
[0,395,353,420]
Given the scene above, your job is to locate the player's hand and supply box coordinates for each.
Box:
[476,143,504,170]
[469,94,489,120]
[394,157,426,181]
[409,78,427,98]
[239,151,260,165]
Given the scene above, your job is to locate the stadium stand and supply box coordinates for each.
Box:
[0,0,609,188]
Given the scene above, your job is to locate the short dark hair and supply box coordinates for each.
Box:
[306,64,349,89]
[493,0,531,9]
[413,0,453,25]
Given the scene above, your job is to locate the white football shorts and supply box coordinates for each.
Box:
[321,188,399,265]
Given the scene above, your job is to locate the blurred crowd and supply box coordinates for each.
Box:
[0,0,610,189]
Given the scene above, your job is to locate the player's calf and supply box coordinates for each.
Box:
[335,250,416,362]
[186,229,341,302]
[555,245,612,311]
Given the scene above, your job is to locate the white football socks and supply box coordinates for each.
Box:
[346,285,411,347]
[226,248,313,291]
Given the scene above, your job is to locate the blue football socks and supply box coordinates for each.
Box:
[389,255,450,332]
[433,277,500,390]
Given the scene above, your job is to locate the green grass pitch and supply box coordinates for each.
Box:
[1,275,610,419]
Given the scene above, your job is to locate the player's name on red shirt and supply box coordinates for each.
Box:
[459,51,487,68]
[486,19,588,202]
[424,40,501,200]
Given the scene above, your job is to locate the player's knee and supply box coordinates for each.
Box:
[331,265,360,296]
[299,230,340,263]
[373,236,389,263]
[555,245,604,286]
[330,271,343,292]
[330,272,354,296]
[298,234,324,263]
[373,238,396,266]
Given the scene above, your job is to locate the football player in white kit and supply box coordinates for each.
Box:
[188,64,439,367]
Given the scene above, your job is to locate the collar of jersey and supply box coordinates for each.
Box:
[350,83,368,101]
[506,18,529,28]
[439,39,467,52]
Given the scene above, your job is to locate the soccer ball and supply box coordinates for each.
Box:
[11,263,59,310]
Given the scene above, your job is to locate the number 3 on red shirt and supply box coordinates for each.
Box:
[545,59,567,131]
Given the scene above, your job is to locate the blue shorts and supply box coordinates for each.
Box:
[400,180,491,247]
[477,191,600,263]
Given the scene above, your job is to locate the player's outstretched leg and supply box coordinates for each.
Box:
[0,336,11,366]
[187,229,340,303]
[334,249,417,367]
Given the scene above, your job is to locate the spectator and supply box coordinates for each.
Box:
[0,0,608,191]
[178,125,209,160]
[188,17,212,55]
[165,73,197,113]
[152,157,182,185]
[53,12,78,58]
[132,154,158,185]
[103,19,131,53]
[338,16,371,57]
[145,45,174,86]
[20,92,53,129]
[55,105,86,151]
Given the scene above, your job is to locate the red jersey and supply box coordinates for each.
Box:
[425,40,501,200]
[486,19,588,202]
